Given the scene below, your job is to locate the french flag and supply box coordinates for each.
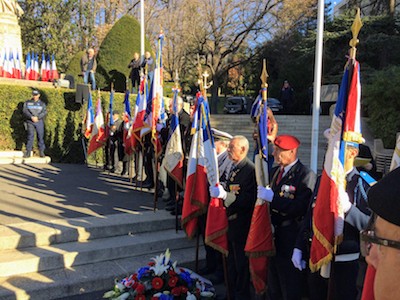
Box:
[84,92,94,138]
[50,54,59,80]
[182,95,215,239]
[131,75,148,139]
[13,52,22,79]
[0,48,4,77]
[4,50,13,78]
[87,95,107,155]
[310,59,363,272]
[164,88,184,187]
[40,52,48,82]
[25,52,31,80]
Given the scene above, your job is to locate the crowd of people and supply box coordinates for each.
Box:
[95,85,398,300]
[20,49,398,300]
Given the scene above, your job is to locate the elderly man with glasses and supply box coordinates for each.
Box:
[360,167,400,300]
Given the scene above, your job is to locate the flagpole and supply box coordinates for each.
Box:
[310,0,325,173]
[140,0,145,58]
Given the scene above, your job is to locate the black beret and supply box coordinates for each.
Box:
[368,167,400,226]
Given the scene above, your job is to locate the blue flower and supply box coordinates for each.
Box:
[159,294,174,300]
[179,270,193,287]
[137,266,150,280]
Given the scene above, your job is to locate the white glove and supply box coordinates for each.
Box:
[339,189,352,213]
[291,248,306,271]
[257,185,274,202]
[209,185,227,200]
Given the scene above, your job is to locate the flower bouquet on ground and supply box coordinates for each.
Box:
[103,249,215,300]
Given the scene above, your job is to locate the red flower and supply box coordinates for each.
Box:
[168,276,178,287]
[148,261,155,266]
[171,286,182,296]
[168,269,177,276]
[132,281,138,289]
[151,277,164,290]
[135,283,145,294]
[181,286,188,294]
[135,295,145,300]
[151,297,158,300]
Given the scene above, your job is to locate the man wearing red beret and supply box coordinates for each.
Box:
[258,134,316,299]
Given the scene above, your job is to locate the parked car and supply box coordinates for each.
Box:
[223,96,252,114]
[267,97,283,113]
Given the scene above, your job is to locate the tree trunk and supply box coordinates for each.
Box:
[210,77,219,114]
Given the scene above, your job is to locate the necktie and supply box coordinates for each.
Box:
[276,167,284,185]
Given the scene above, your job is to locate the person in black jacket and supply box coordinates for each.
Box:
[292,142,373,300]
[128,52,141,93]
[210,135,257,299]
[22,90,47,158]
[258,134,316,300]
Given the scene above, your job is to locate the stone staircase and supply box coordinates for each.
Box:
[210,114,332,169]
[0,151,51,164]
[0,211,202,300]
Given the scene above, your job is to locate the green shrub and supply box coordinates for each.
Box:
[97,15,152,92]
[363,66,400,148]
[0,84,132,163]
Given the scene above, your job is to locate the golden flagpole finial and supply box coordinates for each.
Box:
[260,59,269,101]
[197,54,204,94]
[349,8,363,59]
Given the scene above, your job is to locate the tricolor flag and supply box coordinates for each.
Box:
[245,90,275,294]
[310,58,364,272]
[131,74,148,138]
[31,53,39,81]
[50,54,59,80]
[25,52,31,80]
[164,87,184,187]
[183,94,226,251]
[121,90,136,156]
[4,50,12,78]
[40,52,48,82]
[87,95,107,155]
[14,52,22,79]
[46,55,51,81]
[84,92,94,138]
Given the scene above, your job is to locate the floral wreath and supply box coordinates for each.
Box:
[103,249,215,300]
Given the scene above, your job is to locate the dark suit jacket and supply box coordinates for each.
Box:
[225,157,257,243]
[270,160,316,257]
[218,150,233,188]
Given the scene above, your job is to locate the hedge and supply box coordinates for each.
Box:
[0,84,132,163]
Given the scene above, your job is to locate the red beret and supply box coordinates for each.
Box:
[274,135,300,150]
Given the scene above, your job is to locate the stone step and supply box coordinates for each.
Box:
[0,211,176,251]
[0,151,51,164]
[0,246,205,300]
[0,228,193,277]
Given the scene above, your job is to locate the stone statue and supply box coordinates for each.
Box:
[0,0,23,17]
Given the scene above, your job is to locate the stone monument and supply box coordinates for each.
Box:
[0,0,23,58]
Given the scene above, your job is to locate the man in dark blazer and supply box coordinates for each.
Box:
[210,135,257,299]
[258,134,316,300]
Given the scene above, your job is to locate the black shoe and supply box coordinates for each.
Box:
[165,204,176,211]
[170,209,182,216]
[141,180,154,188]
[39,151,45,158]
[23,151,31,158]
[120,170,127,176]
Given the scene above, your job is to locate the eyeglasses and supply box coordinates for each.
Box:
[360,230,400,257]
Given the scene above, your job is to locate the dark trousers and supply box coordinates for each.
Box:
[227,239,250,300]
[267,255,303,300]
[307,260,359,300]
[26,120,45,152]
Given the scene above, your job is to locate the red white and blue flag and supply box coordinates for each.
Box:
[3,50,12,78]
[164,87,184,187]
[13,51,22,79]
[88,95,107,155]
[25,52,31,80]
[40,52,48,82]
[84,92,94,139]
[245,88,275,294]
[131,74,148,139]
[50,54,59,81]
[310,59,364,271]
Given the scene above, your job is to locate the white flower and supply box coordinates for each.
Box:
[115,282,125,292]
[103,290,116,298]
[150,249,171,276]
[186,291,197,300]
[200,291,215,298]
[113,292,130,300]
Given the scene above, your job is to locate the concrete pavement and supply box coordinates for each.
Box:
[0,163,165,226]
